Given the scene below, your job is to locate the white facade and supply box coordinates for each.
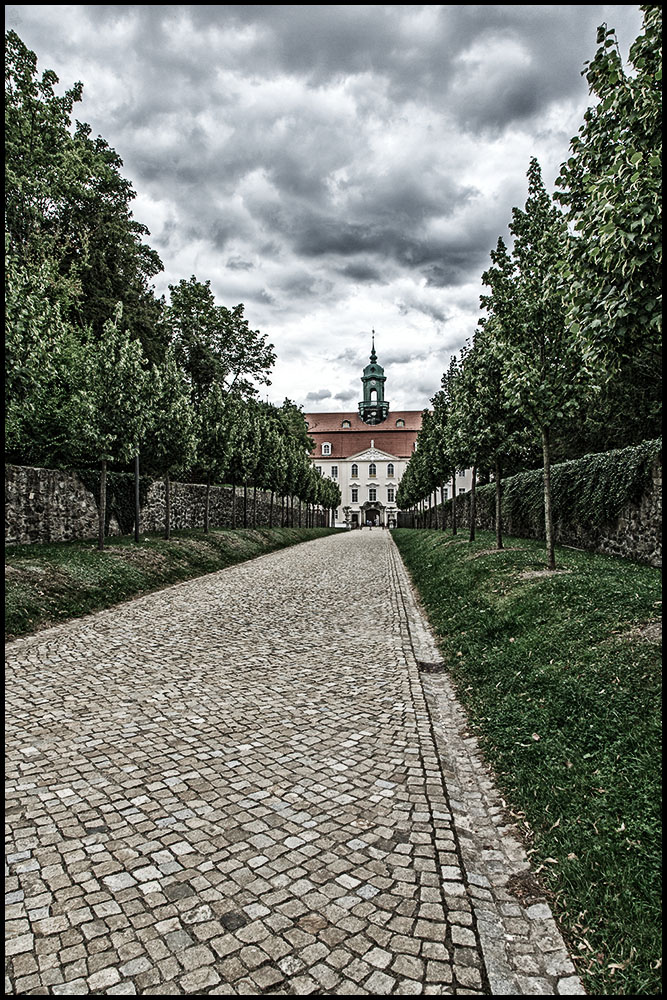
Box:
[315,440,474,528]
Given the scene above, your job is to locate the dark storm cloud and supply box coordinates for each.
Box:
[7,4,645,409]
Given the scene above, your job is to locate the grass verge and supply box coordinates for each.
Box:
[392,528,661,996]
[5,527,340,641]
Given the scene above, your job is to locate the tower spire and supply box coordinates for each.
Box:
[370,328,377,364]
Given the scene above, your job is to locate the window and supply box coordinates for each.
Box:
[369,463,377,477]
[459,487,466,495]
[387,488,395,502]
[351,464,358,477]
[331,466,338,478]
[351,488,359,503]
[316,466,322,475]
[443,487,448,499]
[342,420,351,428]
[369,488,377,501]
[396,419,405,427]
[387,463,395,477]
[322,443,331,455]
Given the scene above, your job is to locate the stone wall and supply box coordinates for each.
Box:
[5,465,325,545]
[398,459,662,568]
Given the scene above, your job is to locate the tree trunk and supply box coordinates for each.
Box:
[495,459,503,550]
[164,471,171,540]
[98,459,107,551]
[243,484,248,527]
[440,484,446,531]
[134,452,140,543]
[542,426,556,570]
[253,485,257,528]
[299,500,302,527]
[204,473,211,534]
[469,464,477,542]
[269,490,274,528]
[451,474,457,535]
[231,482,236,529]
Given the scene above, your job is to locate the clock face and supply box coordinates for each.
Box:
[370,380,376,387]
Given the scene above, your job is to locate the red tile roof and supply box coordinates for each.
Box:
[305,410,424,459]
[305,410,423,432]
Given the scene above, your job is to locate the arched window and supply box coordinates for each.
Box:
[369,463,377,477]
[322,443,331,456]
[342,420,351,428]
[387,463,395,477]
[351,464,358,477]
[396,419,405,427]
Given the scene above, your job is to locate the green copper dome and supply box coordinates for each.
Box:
[358,331,390,425]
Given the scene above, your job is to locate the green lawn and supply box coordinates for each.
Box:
[5,527,339,641]
[392,528,661,996]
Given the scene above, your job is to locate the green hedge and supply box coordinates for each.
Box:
[482,438,661,529]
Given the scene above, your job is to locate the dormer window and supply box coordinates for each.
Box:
[396,419,405,427]
[342,420,351,428]
[322,443,331,456]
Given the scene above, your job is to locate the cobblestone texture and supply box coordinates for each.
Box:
[5,530,585,995]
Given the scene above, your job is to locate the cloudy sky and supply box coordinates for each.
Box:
[7,4,644,411]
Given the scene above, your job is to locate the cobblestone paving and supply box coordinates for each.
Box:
[6,531,585,995]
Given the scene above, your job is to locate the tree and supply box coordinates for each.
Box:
[167,276,276,407]
[555,7,661,376]
[142,349,197,540]
[483,160,592,569]
[5,31,165,360]
[198,383,231,533]
[78,305,151,550]
[6,242,86,467]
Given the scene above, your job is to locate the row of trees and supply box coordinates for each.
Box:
[398,7,661,569]
[5,30,341,546]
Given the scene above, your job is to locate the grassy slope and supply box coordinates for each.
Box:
[5,527,339,641]
[392,528,661,997]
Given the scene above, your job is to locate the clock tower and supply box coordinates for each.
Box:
[358,332,390,425]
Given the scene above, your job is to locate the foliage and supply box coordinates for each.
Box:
[473,438,661,531]
[77,305,151,465]
[5,30,165,356]
[393,527,661,996]
[167,276,276,406]
[141,348,197,477]
[555,6,662,373]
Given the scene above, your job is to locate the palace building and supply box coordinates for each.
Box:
[305,336,473,527]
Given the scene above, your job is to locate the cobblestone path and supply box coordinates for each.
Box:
[6,531,584,996]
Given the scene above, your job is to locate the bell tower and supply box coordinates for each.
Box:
[358,331,390,425]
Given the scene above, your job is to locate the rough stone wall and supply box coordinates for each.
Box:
[400,461,662,568]
[5,465,324,545]
[5,465,100,545]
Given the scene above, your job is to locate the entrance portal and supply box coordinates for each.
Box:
[365,508,381,526]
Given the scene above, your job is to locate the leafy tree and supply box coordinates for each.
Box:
[553,7,662,454]
[483,160,592,570]
[198,383,231,533]
[5,31,165,360]
[555,7,661,375]
[142,349,197,540]
[167,276,276,407]
[6,243,86,467]
[78,306,151,550]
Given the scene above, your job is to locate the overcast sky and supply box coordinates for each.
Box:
[7,4,644,412]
